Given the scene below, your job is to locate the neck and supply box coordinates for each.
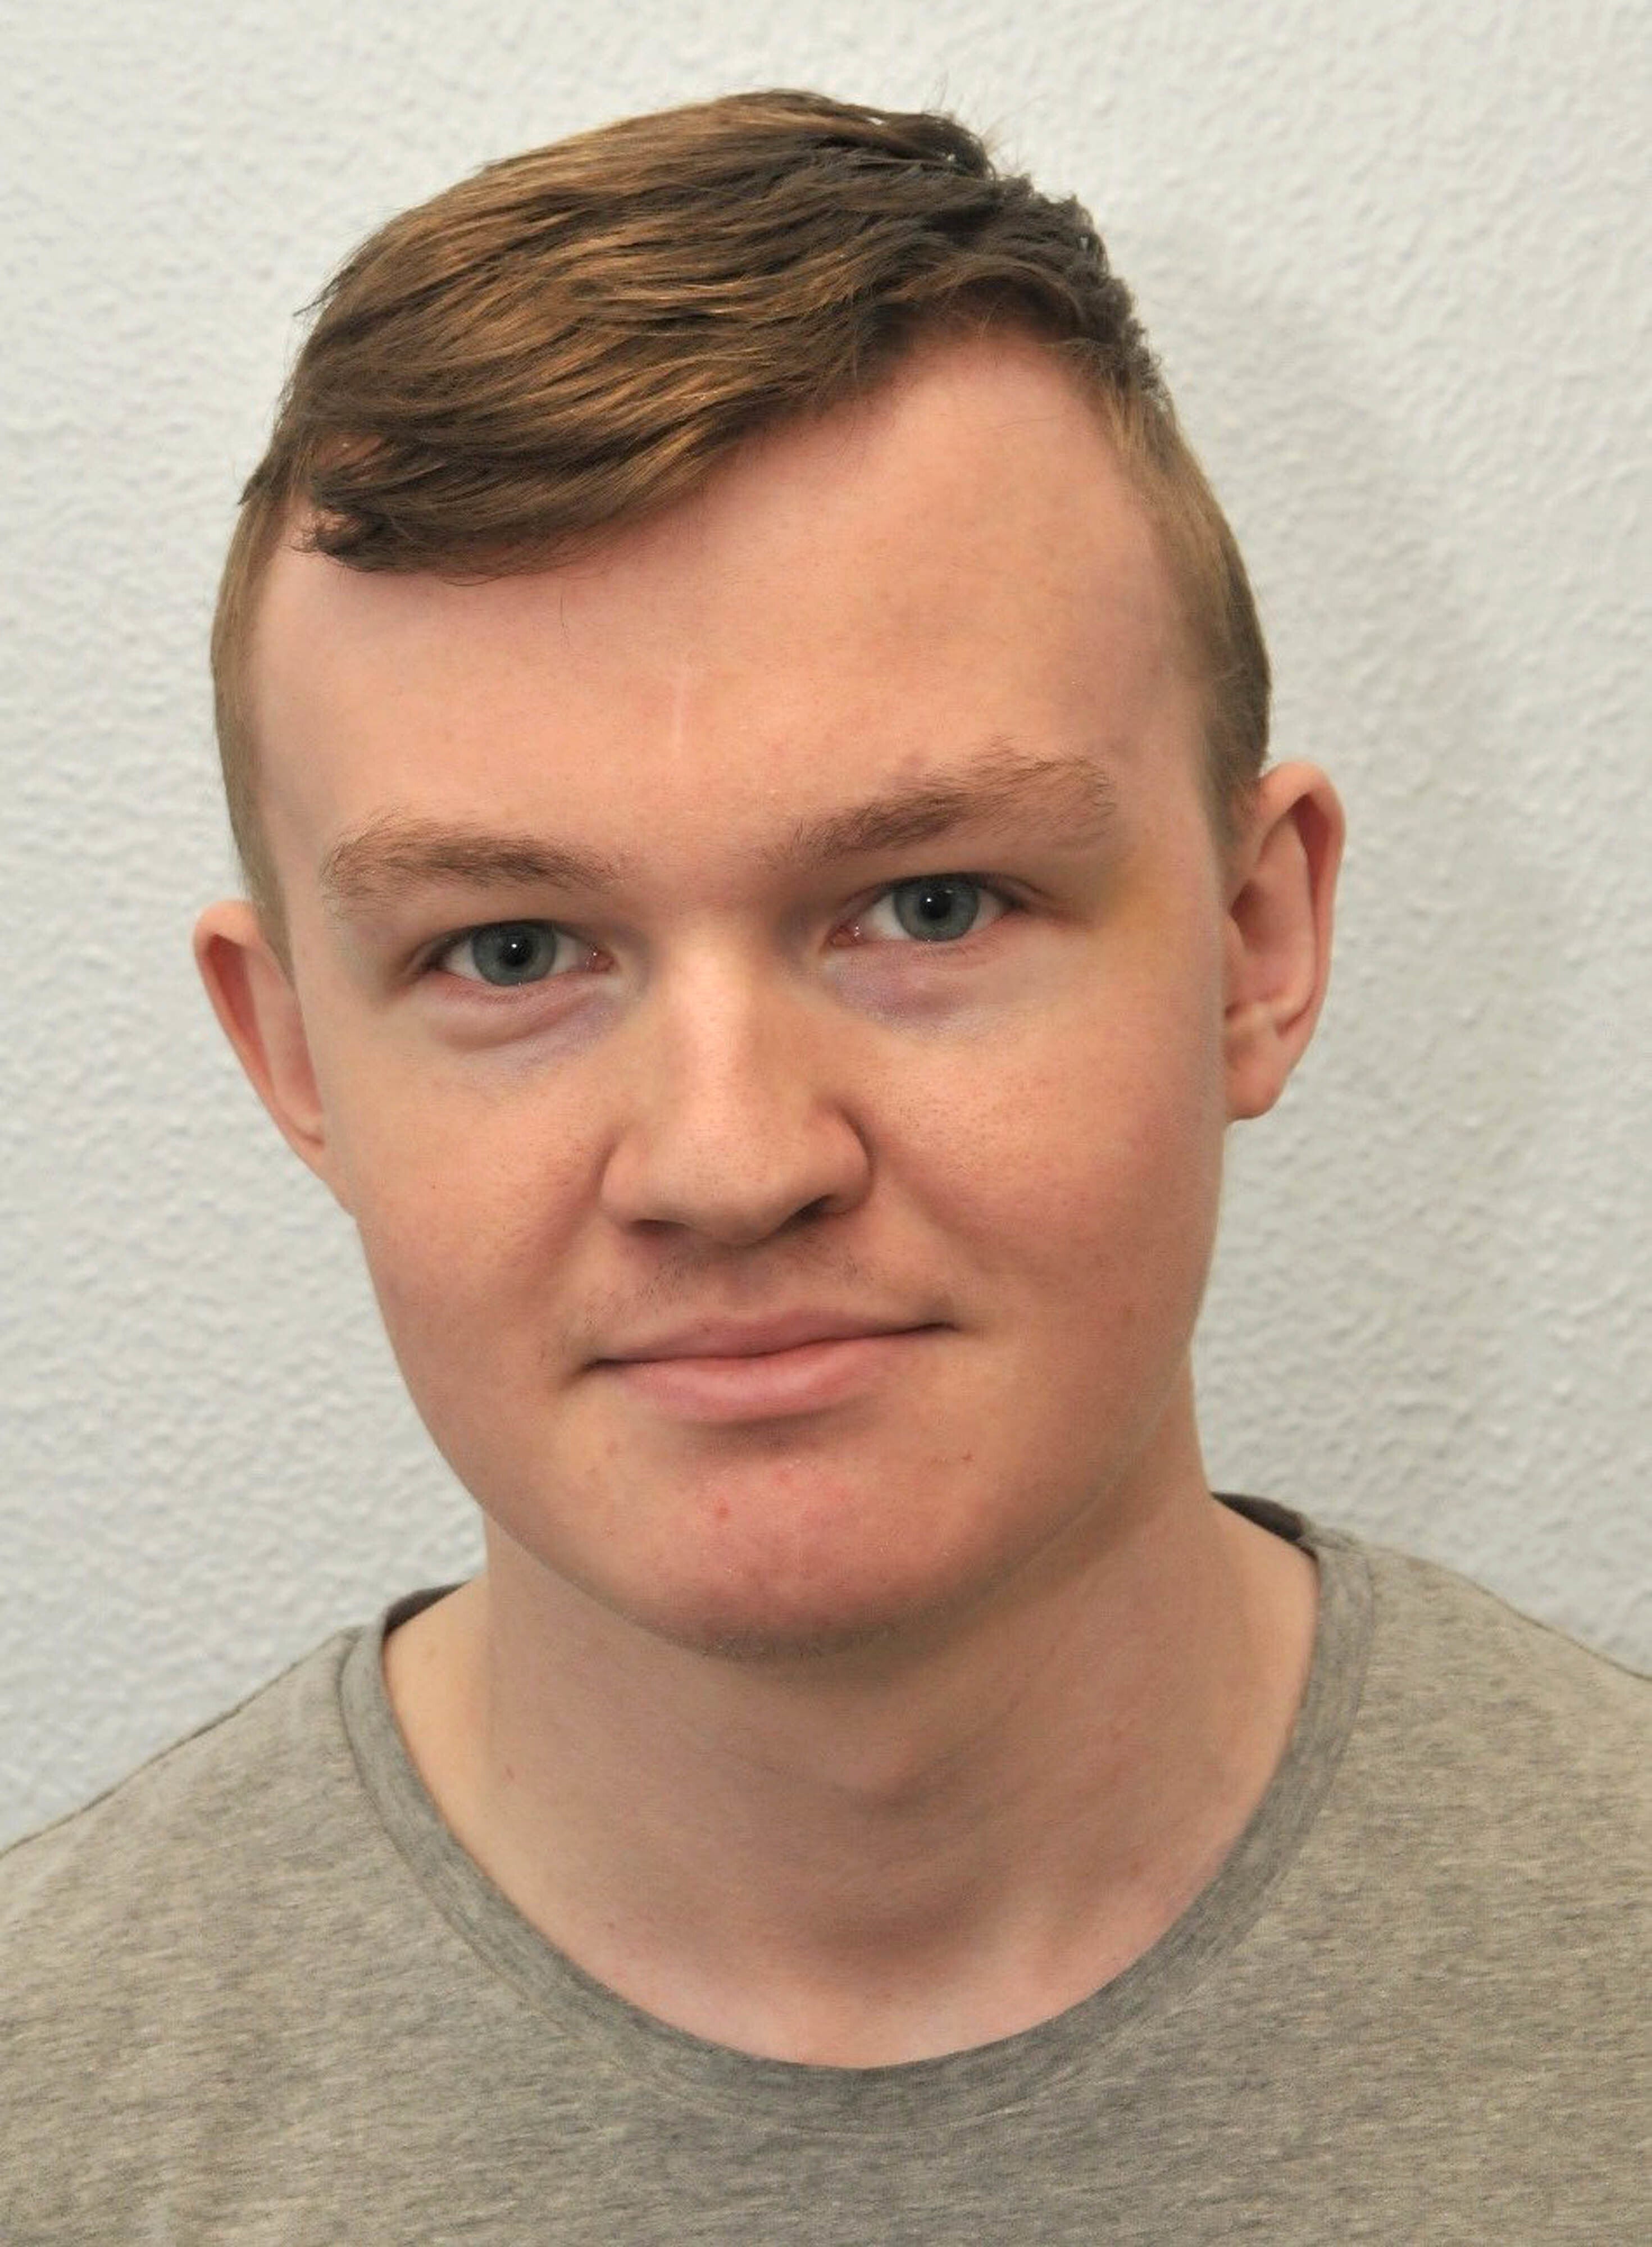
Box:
[384,1465,1317,2067]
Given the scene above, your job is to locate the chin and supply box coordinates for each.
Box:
[481,1435,1068,1667]
[601,1544,1005,1668]
[660,1602,917,1666]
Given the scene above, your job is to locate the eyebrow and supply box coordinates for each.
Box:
[317,739,1118,922]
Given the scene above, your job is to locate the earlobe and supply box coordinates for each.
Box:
[193,902,350,1208]
[1222,763,1345,1122]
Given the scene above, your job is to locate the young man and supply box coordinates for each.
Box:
[4,91,1645,2242]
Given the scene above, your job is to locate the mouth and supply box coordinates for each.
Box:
[594,1327,940,1424]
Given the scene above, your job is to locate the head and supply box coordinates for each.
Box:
[198,92,1341,1664]
[211,90,1272,965]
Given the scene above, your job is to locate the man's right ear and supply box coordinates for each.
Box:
[193,902,351,1212]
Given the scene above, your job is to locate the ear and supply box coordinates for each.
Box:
[1222,762,1345,1122]
[193,901,352,1211]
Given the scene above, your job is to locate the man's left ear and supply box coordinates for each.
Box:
[1222,762,1345,1121]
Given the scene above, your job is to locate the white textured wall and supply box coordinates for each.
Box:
[3,0,1646,1843]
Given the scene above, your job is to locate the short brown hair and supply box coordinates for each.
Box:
[211,89,1269,954]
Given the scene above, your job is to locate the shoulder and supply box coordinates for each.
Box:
[0,1623,389,2225]
[2,1624,361,1920]
[1220,1520,1649,2238]
[1,1625,367,2069]
[1351,1530,1647,1747]
[1309,1522,1648,1911]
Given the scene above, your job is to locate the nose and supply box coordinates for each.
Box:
[597,951,873,1245]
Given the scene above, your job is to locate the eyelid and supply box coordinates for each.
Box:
[419,918,587,984]
[850,870,1017,920]
[416,873,1022,985]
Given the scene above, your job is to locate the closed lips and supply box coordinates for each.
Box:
[602,1316,927,1361]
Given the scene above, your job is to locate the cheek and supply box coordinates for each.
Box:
[317,1054,588,1384]
[922,962,1227,1318]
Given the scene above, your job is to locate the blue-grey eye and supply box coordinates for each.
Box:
[888,876,989,943]
[444,922,565,985]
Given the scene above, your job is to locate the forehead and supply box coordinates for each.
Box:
[249,332,1191,891]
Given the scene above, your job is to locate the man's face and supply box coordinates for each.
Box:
[240,333,1246,1659]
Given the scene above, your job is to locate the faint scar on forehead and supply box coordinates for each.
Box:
[317,738,1119,920]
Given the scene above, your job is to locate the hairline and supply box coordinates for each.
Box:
[215,327,1248,970]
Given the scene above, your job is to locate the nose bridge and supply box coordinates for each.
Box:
[599,934,869,1240]
[653,938,804,1109]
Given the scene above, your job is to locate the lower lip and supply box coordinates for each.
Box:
[598,1331,932,1423]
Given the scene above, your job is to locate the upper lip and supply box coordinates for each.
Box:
[599,1312,926,1362]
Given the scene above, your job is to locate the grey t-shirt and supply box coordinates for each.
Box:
[3,1496,1647,2243]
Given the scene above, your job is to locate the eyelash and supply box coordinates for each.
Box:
[419,874,1022,991]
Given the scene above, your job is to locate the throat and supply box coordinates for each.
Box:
[377,1505,1319,2067]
